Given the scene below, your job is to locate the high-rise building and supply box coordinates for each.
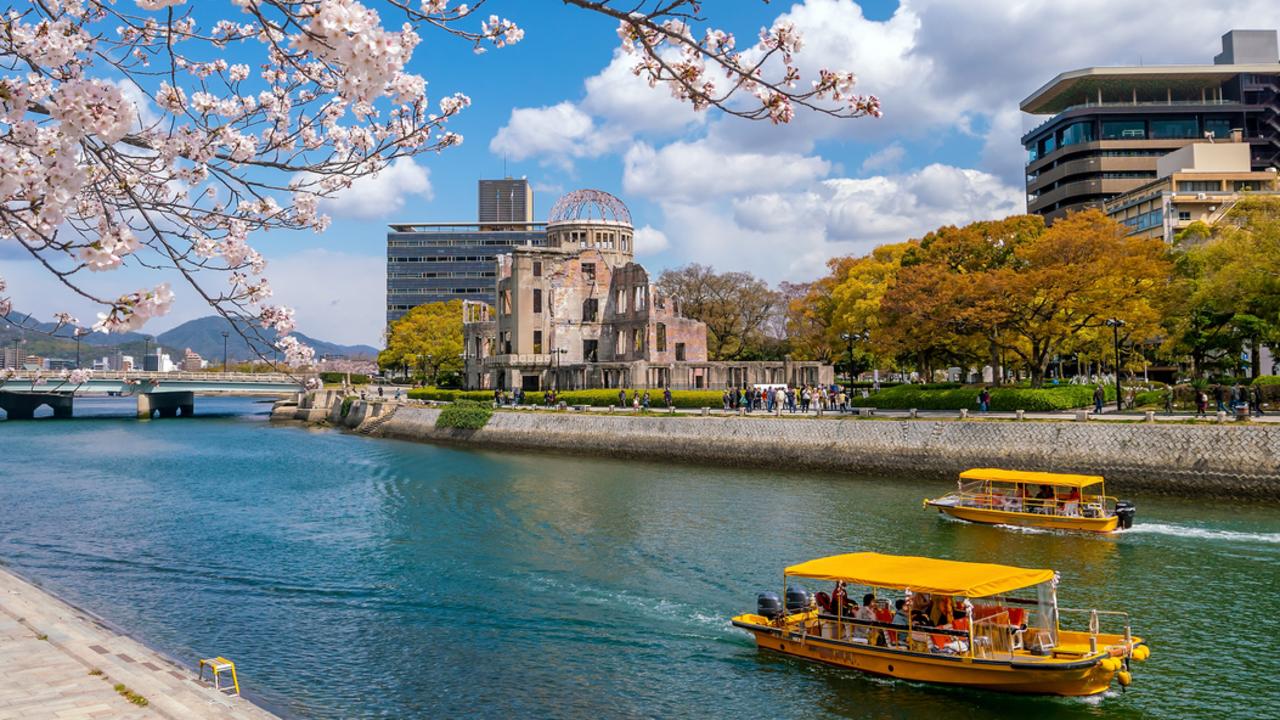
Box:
[478,178,534,223]
[1021,29,1280,222]
[386,179,546,325]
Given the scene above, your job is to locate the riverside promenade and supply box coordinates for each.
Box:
[0,568,277,720]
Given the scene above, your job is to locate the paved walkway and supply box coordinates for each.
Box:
[0,567,277,720]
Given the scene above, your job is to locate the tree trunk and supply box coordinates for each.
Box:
[1252,336,1262,379]
[989,337,1002,387]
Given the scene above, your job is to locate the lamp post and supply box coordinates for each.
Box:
[221,331,229,372]
[143,335,152,373]
[74,328,86,369]
[840,332,855,386]
[554,347,568,390]
[1105,318,1125,412]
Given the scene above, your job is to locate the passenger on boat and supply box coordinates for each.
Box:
[874,600,894,647]
[1033,485,1055,513]
[889,599,909,646]
[814,591,832,613]
[854,593,876,642]
[1059,487,1081,516]
[832,581,850,615]
[935,610,971,654]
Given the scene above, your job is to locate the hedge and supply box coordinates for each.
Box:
[1255,375,1280,386]
[320,372,370,385]
[521,389,726,408]
[850,384,1116,411]
[436,400,493,430]
[408,387,494,402]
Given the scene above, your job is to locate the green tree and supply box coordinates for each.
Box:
[1173,198,1280,378]
[379,300,465,385]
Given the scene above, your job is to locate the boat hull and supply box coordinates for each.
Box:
[733,619,1123,696]
[929,503,1119,533]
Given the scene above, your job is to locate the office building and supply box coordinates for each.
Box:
[1105,140,1280,241]
[386,180,546,325]
[1021,29,1280,222]
[478,177,534,223]
[463,189,832,391]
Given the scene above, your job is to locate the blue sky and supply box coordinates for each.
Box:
[6,0,1280,346]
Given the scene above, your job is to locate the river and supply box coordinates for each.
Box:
[1,397,1276,718]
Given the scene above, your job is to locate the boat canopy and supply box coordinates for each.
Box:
[784,552,1055,598]
[959,468,1104,489]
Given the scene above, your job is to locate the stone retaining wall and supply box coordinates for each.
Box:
[279,395,1280,499]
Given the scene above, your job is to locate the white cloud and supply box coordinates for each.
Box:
[321,158,432,220]
[623,140,831,199]
[859,143,905,173]
[632,225,669,256]
[489,102,605,166]
[489,50,705,167]
[645,163,1022,282]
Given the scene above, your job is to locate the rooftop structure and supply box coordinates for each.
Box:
[1021,29,1280,222]
[1104,140,1280,242]
[478,177,534,223]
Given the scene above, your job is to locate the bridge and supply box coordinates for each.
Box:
[0,371,306,420]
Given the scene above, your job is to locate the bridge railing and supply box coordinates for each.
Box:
[4,370,310,384]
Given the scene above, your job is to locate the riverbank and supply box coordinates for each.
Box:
[279,394,1280,499]
[0,566,278,720]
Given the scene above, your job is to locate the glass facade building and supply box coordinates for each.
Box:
[385,222,546,324]
[1021,30,1280,222]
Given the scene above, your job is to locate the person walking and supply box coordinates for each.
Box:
[1163,386,1174,415]
[978,388,991,413]
[1092,385,1105,414]
[1213,383,1226,413]
[618,388,626,408]
[1195,388,1208,417]
[642,390,650,409]
[663,387,672,409]
[1251,383,1265,416]
[787,386,796,413]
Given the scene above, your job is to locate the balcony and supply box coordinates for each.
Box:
[1028,178,1142,214]
[1028,155,1159,189]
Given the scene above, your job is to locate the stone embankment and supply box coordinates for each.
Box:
[274,392,1280,500]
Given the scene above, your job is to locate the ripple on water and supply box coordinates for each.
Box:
[0,397,1276,719]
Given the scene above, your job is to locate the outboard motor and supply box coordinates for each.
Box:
[757,592,782,619]
[1115,500,1136,530]
[785,586,812,614]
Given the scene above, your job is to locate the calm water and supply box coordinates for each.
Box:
[1,397,1277,718]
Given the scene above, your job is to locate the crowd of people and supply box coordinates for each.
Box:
[721,384,866,414]
[813,584,976,654]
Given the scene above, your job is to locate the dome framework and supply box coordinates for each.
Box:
[548,189,632,225]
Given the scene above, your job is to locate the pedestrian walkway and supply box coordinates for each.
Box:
[0,567,277,720]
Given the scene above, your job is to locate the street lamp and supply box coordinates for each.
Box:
[840,330,870,387]
[74,328,87,369]
[554,347,568,389]
[143,335,152,372]
[221,331,229,372]
[1105,318,1125,412]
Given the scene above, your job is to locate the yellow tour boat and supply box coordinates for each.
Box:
[923,468,1136,533]
[732,552,1149,696]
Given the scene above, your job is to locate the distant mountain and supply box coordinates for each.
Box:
[2,311,377,362]
[156,316,378,361]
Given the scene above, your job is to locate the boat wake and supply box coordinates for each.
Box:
[1121,523,1280,545]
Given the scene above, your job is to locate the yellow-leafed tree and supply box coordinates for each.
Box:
[379,300,465,384]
